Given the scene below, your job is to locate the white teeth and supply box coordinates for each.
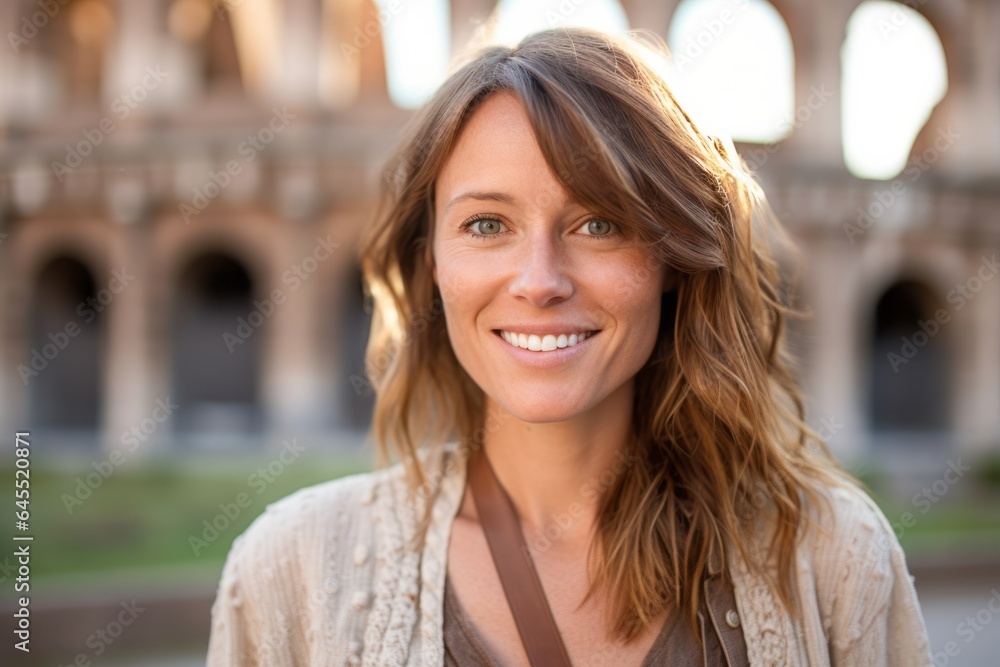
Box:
[498,330,594,352]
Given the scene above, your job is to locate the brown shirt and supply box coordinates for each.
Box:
[443,571,714,666]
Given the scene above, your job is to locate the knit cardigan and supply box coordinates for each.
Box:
[206,440,934,666]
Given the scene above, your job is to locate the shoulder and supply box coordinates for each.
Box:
[219,441,462,576]
[795,476,932,664]
[797,476,906,586]
[226,467,379,563]
[208,450,455,666]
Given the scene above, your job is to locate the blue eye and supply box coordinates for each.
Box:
[579,219,615,237]
[458,215,619,240]
[461,215,507,239]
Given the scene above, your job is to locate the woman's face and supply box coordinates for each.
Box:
[431,92,675,423]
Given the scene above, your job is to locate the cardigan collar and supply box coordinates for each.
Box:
[409,441,754,665]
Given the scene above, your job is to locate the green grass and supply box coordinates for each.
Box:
[874,502,1000,554]
[1,452,372,580]
[5,454,1000,582]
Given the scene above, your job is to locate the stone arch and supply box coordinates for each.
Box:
[320,0,389,107]
[840,0,951,178]
[665,0,797,143]
[867,278,951,436]
[25,254,106,445]
[904,0,965,168]
[170,249,262,441]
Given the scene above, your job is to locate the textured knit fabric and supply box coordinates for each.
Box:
[206,440,934,666]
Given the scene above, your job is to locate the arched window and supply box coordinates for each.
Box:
[489,0,629,46]
[869,280,950,435]
[374,0,451,108]
[172,251,261,441]
[666,0,794,143]
[841,1,948,179]
[27,255,105,445]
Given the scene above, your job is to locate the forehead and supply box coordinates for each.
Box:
[435,92,571,211]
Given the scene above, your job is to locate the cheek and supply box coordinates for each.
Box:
[436,256,490,312]
[434,259,495,353]
[602,254,665,306]
[602,260,665,344]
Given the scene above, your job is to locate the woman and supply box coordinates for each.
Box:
[207,27,932,666]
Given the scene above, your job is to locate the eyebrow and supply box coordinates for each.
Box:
[443,190,518,212]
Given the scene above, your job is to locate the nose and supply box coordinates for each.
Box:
[507,230,574,306]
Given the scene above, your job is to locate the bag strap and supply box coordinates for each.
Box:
[467,446,574,667]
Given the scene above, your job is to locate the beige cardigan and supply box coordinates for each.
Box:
[206,440,933,666]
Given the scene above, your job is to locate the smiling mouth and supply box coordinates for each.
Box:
[493,329,600,352]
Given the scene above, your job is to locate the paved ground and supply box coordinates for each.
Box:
[919,576,1000,667]
[105,580,1000,667]
[17,557,1000,667]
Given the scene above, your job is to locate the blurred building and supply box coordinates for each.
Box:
[0,0,997,472]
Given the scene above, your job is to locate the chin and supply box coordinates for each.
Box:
[492,394,594,425]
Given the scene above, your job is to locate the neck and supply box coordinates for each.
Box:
[475,379,639,557]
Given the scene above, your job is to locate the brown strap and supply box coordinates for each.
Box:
[467,447,574,667]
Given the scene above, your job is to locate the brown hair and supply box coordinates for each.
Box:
[358,26,856,642]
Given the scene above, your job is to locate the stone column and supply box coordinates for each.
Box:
[778,0,853,172]
[450,0,498,58]
[100,222,157,456]
[953,247,1000,453]
[805,241,867,465]
[281,0,323,106]
[259,204,337,446]
[618,0,681,35]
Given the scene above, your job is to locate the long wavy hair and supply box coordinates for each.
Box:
[358,26,857,642]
